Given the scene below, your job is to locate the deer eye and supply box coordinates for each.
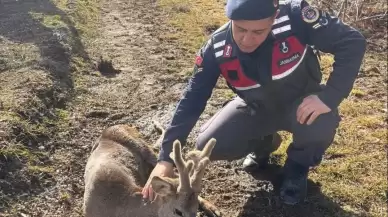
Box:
[174,208,183,216]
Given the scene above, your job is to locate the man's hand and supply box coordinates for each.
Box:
[142,161,174,202]
[297,95,331,125]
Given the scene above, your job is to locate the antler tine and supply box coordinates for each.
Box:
[186,138,217,166]
[188,161,195,177]
[186,160,195,177]
[190,157,211,192]
[172,140,191,191]
[199,138,216,159]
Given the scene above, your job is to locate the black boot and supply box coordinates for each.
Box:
[280,158,309,205]
[242,133,282,172]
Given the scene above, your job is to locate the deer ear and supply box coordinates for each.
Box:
[150,176,177,197]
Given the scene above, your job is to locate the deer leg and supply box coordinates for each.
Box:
[198,196,222,217]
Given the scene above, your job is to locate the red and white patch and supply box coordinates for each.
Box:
[223,45,232,58]
[272,36,307,80]
[219,59,260,90]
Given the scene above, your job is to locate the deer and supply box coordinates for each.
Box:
[83,122,221,217]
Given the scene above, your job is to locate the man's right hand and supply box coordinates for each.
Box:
[142,161,174,202]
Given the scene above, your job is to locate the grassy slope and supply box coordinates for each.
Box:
[157,0,387,216]
[0,0,100,213]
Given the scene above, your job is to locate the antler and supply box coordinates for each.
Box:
[172,140,191,192]
[190,157,210,192]
[187,138,216,176]
[189,138,216,191]
[170,138,216,192]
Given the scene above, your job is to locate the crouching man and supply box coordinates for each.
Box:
[143,0,366,205]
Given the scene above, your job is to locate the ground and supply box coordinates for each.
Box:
[0,0,386,216]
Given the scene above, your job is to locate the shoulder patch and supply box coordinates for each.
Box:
[195,55,203,67]
[194,40,208,67]
[289,0,303,11]
[301,5,320,23]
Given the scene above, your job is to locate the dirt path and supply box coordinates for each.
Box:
[0,0,179,215]
[0,0,211,215]
[1,0,386,216]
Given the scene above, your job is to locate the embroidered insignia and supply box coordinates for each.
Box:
[319,16,329,26]
[301,6,320,23]
[195,55,203,66]
[278,53,301,66]
[223,44,232,57]
[313,23,321,29]
[280,41,289,53]
[312,16,329,29]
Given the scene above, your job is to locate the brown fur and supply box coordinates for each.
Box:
[83,123,221,217]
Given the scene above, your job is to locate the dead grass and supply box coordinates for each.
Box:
[158,0,227,54]
[158,0,387,216]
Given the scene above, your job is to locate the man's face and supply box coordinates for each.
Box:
[231,12,278,53]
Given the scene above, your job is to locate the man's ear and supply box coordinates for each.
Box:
[150,176,177,197]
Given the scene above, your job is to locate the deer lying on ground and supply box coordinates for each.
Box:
[83,122,221,217]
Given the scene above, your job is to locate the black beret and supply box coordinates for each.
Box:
[226,0,278,20]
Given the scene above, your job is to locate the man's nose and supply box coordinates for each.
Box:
[241,33,253,45]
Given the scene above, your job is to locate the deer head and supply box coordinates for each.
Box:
[150,138,216,217]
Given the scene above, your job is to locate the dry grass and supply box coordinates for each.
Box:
[158,0,227,54]
[0,0,100,213]
[158,0,387,216]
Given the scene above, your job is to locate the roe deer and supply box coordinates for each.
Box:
[83,123,220,217]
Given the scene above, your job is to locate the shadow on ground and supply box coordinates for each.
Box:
[0,0,91,88]
[239,164,368,217]
[0,0,92,212]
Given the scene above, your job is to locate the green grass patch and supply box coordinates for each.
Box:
[0,41,40,73]
[29,12,66,28]
[53,0,101,39]
[158,0,227,54]
[0,144,39,162]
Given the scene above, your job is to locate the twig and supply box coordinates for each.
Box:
[342,0,348,22]
[356,0,366,21]
[337,0,346,17]
[351,13,388,24]
[357,0,364,21]
[355,0,359,20]
[319,0,334,15]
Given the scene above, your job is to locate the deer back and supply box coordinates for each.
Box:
[83,124,159,217]
[83,124,217,217]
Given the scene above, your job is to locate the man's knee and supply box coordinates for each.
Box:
[195,128,253,161]
[195,131,211,151]
[293,111,340,147]
[288,111,341,167]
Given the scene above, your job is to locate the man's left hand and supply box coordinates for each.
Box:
[297,95,331,125]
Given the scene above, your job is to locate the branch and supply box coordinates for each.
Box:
[342,0,348,22]
[352,13,388,24]
[337,0,346,17]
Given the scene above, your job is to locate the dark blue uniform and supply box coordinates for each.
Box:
[158,0,366,169]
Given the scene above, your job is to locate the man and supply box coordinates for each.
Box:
[143,0,366,205]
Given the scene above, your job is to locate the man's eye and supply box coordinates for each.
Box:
[238,28,247,32]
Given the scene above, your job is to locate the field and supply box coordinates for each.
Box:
[0,0,386,216]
